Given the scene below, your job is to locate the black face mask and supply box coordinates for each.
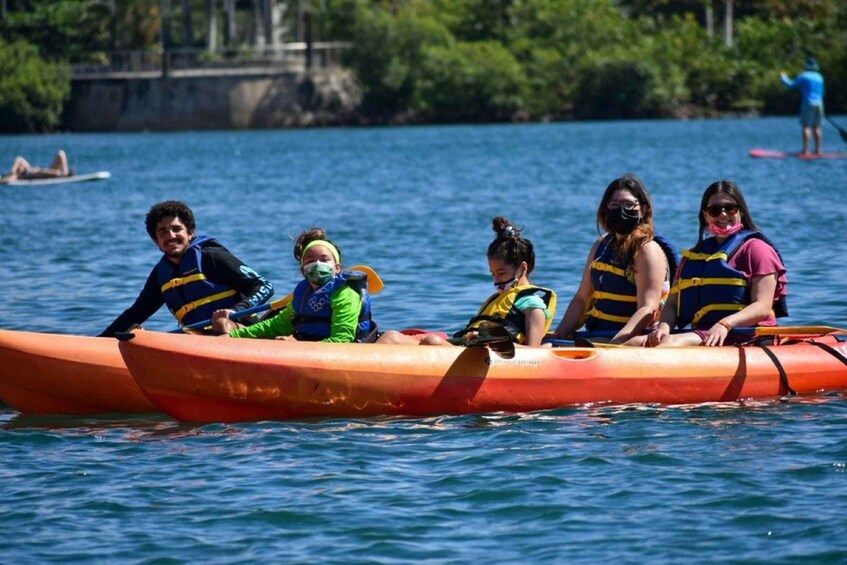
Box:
[606,207,641,234]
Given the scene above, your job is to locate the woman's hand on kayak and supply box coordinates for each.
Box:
[702,322,730,347]
[646,322,670,347]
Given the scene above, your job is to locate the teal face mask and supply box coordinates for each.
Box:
[303,261,335,286]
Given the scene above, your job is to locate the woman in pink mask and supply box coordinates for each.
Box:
[644,180,788,347]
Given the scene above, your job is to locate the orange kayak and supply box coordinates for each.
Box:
[118,330,847,423]
[0,329,157,415]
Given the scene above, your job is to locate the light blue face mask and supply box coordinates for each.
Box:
[303,261,335,286]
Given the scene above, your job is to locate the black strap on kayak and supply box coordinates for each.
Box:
[807,340,847,368]
[755,341,796,396]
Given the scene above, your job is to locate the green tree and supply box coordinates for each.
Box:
[414,40,525,121]
[343,4,453,118]
[427,0,516,43]
[1,0,111,62]
[573,59,671,119]
[0,37,70,132]
[507,0,636,117]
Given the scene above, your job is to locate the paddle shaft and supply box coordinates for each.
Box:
[544,325,847,344]
[176,265,383,332]
[826,116,847,141]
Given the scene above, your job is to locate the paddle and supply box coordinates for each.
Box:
[544,337,627,349]
[751,325,847,336]
[544,325,847,345]
[449,323,517,358]
[175,265,383,333]
[826,116,847,142]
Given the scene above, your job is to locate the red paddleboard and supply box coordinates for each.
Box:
[749,148,847,159]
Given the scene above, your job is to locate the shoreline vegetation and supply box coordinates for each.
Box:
[1,0,845,133]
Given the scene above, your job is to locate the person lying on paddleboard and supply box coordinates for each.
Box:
[551,174,678,345]
[216,228,377,343]
[1,149,72,183]
[377,216,557,347]
[639,180,788,347]
[99,200,274,337]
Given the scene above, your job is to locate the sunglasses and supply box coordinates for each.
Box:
[705,203,739,217]
[607,199,640,211]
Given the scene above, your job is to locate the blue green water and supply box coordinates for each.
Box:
[1,119,847,561]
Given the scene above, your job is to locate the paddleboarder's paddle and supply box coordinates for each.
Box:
[826,116,847,143]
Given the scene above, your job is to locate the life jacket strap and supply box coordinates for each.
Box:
[161,273,207,293]
[586,308,631,324]
[690,303,746,326]
[590,260,626,278]
[174,289,238,322]
[592,290,637,303]
[683,250,730,261]
[674,277,748,292]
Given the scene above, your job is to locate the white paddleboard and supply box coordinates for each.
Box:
[3,171,111,187]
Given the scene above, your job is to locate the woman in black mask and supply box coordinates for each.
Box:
[552,174,678,344]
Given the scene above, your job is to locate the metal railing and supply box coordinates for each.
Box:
[71,42,352,78]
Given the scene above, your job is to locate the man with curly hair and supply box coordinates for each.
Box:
[99,201,273,336]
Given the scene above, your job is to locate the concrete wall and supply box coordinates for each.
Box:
[65,69,362,131]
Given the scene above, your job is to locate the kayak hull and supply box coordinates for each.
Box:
[0,330,156,415]
[119,331,847,423]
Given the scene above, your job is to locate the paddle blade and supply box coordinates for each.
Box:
[351,265,384,294]
[754,325,847,337]
[455,323,516,358]
[176,264,384,331]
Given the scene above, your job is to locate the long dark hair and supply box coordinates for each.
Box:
[697,180,759,243]
[596,173,655,270]
[488,216,535,275]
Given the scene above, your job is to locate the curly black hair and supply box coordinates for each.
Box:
[145,201,196,240]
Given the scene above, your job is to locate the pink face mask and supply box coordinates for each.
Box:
[707,221,744,237]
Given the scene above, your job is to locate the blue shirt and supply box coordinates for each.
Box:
[781,71,825,106]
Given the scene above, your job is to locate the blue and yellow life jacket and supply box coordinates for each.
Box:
[455,285,557,344]
[156,235,240,326]
[675,230,788,329]
[584,233,679,333]
[291,270,376,342]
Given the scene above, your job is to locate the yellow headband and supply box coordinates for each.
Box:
[301,240,340,265]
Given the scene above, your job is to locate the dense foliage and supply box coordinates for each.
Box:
[327,0,847,122]
[1,0,111,62]
[0,0,845,129]
[0,37,70,133]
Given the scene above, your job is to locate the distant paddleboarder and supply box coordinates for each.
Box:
[780,56,825,156]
